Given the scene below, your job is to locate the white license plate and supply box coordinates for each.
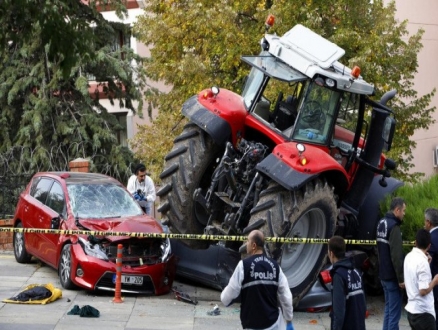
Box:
[113,274,143,285]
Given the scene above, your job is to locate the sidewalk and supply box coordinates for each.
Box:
[0,252,410,329]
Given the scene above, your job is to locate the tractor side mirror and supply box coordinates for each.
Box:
[379,158,397,187]
[382,116,396,152]
[384,158,396,171]
[51,217,61,230]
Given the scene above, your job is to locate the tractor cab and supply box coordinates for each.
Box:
[241,23,395,176]
[242,56,362,173]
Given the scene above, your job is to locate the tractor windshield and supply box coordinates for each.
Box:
[241,55,307,111]
[290,82,342,145]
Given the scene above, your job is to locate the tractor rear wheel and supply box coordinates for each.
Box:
[157,123,221,248]
[246,179,336,306]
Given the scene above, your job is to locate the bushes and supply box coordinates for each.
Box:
[381,174,438,246]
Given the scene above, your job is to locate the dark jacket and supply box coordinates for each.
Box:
[429,228,438,301]
[240,254,281,329]
[330,258,366,330]
[376,211,404,283]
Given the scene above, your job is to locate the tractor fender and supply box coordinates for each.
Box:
[256,153,316,190]
[182,90,248,147]
[355,176,404,241]
[182,95,232,147]
[256,143,349,194]
[256,153,349,194]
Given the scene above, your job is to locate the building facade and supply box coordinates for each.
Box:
[394,0,438,178]
[95,0,169,147]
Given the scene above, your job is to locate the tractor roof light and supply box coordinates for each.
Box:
[265,15,275,30]
[299,156,307,166]
[314,77,325,87]
[325,78,335,87]
[351,66,361,79]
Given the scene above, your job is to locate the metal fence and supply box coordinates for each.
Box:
[0,174,33,219]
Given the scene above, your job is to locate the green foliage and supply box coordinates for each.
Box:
[0,0,128,78]
[381,175,438,247]
[0,0,148,177]
[132,0,435,184]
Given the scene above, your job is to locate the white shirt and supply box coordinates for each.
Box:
[126,175,156,203]
[220,259,293,329]
[404,247,435,317]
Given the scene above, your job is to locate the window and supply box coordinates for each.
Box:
[110,29,131,53]
[292,82,341,144]
[114,112,128,146]
[32,178,54,205]
[67,183,142,218]
[46,182,65,215]
[85,25,132,81]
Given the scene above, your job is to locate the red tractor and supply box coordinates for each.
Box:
[157,18,402,305]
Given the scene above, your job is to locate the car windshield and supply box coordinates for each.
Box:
[67,183,142,218]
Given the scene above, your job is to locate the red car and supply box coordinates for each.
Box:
[13,172,176,295]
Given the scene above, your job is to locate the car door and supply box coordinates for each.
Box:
[38,180,66,267]
[25,177,54,254]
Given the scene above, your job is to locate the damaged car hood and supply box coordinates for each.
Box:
[77,217,163,241]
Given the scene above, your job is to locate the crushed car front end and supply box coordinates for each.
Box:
[69,235,176,295]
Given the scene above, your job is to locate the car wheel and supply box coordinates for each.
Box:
[13,222,32,263]
[59,244,76,289]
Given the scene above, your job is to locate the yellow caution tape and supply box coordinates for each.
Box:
[0,226,414,246]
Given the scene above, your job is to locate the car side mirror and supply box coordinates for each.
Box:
[51,217,61,230]
[382,116,396,152]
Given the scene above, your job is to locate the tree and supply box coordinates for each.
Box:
[0,0,148,181]
[132,0,435,183]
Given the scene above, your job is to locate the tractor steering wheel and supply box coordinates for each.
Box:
[300,100,326,131]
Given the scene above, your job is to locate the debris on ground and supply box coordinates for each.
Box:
[67,304,100,317]
[207,304,221,316]
[172,288,198,305]
[2,283,62,305]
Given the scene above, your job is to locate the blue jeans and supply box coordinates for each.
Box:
[138,201,152,215]
[381,280,403,330]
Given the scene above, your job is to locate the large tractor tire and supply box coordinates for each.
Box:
[157,123,222,248]
[247,179,336,306]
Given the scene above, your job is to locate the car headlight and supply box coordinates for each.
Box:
[78,237,109,261]
[160,238,171,263]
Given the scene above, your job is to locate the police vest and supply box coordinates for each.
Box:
[240,254,280,329]
[330,262,366,330]
[376,215,399,281]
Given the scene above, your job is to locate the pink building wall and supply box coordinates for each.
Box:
[394,0,438,178]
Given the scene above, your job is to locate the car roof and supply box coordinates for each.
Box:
[35,172,120,185]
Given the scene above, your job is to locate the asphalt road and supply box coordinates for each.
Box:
[0,251,411,330]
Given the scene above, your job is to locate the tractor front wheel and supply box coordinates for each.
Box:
[247,179,336,305]
[157,123,221,248]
